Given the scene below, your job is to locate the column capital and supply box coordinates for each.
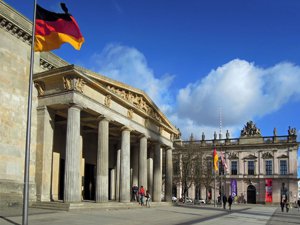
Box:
[166,146,173,151]
[138,134,149,139]
[121,126,132,132]
[68,103,83,110]
[97,115,112,122]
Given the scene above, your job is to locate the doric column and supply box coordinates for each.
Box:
[36,106,54,201]
[120,127,131,202]
[165,147,173,202]
[147,147,154,197]
[116,147,121,201]
[139,135,147,189]
[153,142,162,202]
[95,116,110,202]
[132,145,139,188]
[64,104,82,202]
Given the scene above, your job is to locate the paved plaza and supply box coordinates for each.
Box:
[1,204,300,225]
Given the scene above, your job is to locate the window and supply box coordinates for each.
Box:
[231,161,237,175]
[248,161,255,175]
[265,160,272,175]
[280,160,287,175]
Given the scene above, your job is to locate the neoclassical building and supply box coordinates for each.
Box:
[0,1,179,207]
[174,121,299,204]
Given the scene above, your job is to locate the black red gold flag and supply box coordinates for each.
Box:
[35,3,84,52]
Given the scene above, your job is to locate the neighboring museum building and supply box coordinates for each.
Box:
[0,1,179,207]
[174,121,299,204]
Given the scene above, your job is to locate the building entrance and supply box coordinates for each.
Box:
[84,164,95,200]
[247,185,256,204]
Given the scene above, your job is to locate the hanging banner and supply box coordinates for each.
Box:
[231,179,237,197]
[265,179,272,202]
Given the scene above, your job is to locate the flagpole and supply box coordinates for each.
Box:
[22,1,37,225]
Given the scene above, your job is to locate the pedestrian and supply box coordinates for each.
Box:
[139,186,145,206]
[222,195,227,209]
[145,190,151,208]
[217,195,221,207]
[131,184,138,201]
[228,195,233,211]
[297,199,300,212]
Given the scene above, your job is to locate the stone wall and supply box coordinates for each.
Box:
[0,21,39,207]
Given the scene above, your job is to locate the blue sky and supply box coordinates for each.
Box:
[4,0,300,173]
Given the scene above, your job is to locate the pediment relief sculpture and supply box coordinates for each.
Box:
[228,152,238,159]
[107,85,162,122]
[63,76,85,93]
[262,152,273,159]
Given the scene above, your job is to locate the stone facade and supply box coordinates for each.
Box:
[174,122,299,204]
[0,1,179,207]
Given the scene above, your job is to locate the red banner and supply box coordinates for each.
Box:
[265,179,272,202]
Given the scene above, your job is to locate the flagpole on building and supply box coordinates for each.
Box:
[22,1,37,225]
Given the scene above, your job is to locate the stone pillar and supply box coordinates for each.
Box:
[110,168,116,200]
[139,135,147,189]
[116,147,121,201]
[36,106,54,201]
[132,145,139,188]
[120,127,131,202]
[153,142,162,202]
[64,104,82,202]
[147,147,153,197]
[165,147,173,202]
[96,117,109,202]
[51,152,60,201]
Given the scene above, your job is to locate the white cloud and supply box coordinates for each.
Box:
[176,59,300,139]
[90,44,174,114]
[89,46,300,140]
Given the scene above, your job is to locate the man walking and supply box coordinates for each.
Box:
[223,195,227,209]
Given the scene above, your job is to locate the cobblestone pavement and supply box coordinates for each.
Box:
[1,204,299,225]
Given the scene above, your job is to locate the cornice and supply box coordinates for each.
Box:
[0,1,69,70]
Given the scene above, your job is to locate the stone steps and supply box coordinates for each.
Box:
[31,201,173,211]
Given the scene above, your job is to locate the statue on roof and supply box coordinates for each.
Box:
[241,121,261,137]
[288,126,297,136]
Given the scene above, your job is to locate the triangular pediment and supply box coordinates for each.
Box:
[243,154,257,160]
[262,152,273,159]
[277,154,288,159]
[33,65,179,136]
[76,66,176,131]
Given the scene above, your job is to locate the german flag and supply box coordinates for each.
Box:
[35,3,84,52]
[213,148,218,172]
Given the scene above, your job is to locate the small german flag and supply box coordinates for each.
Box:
[35,3,84,52]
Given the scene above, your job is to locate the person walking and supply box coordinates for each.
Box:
[139,186,145,206]
[131,184,138,201]
[228,195,233,211]
[145,190,151,208]
[222,195,227,209]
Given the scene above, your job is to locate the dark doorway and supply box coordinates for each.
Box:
[58,158,65,200]
[172,184,177,197]
[247,185,256,204]
[84,164,95,200]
